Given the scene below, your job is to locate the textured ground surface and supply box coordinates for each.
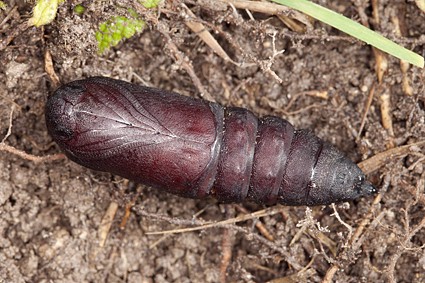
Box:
[1,1,424,282]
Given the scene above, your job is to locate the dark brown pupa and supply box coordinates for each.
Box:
[45,77,376,206]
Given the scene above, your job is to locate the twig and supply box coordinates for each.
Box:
[220,0,311,27]
[144,206,284,235]
[1,104,15,143]
[358,140,425,174]
[157,21,215,101]
[0,5,18,29]
[0,103,65,163]
[257,31,285,84]
[136,206,303,270]
[321,174,390,283]
[357,82,375,140]
[330,204,353,245]
[182,4,238,65]
[0,21,28,51]
[45,49,60,89]
[98,201,119,248]
[385,206,425,282]
[220,205,235,283]
[0,143,65,163]
[235,204,274,241]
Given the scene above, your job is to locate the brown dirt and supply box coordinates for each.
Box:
[1,1,424,282]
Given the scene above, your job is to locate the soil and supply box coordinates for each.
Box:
[1,1,424,282]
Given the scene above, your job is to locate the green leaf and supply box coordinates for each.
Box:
[95,12,145,54]
[74,4,86,15]
[28,0,64,27]
[140,0,162,9]
[0,1,7,10]
[271,0,424,68]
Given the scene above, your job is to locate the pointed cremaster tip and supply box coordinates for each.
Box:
[362,181,378,195]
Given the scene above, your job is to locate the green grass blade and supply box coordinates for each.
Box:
[271,0,424,68]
